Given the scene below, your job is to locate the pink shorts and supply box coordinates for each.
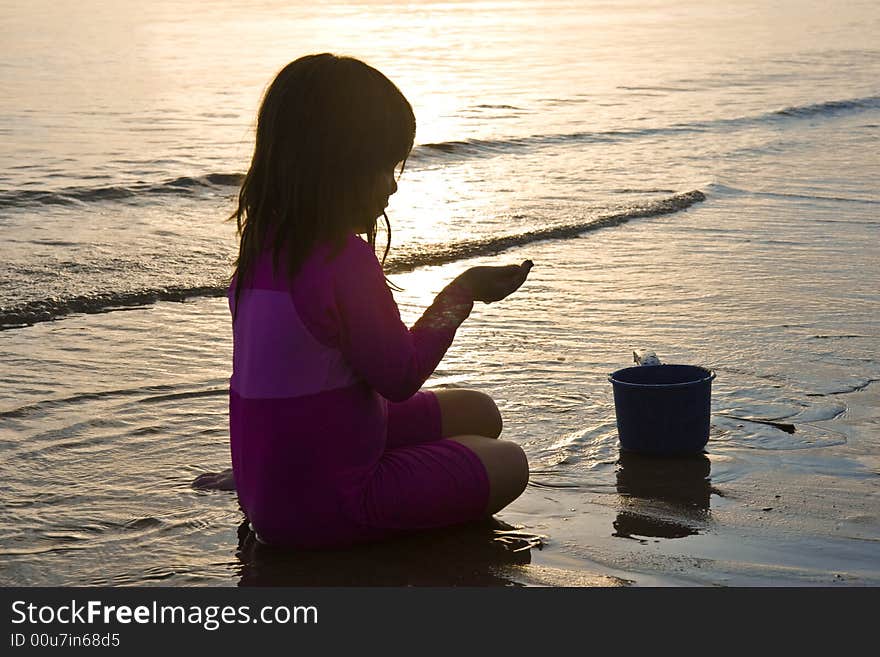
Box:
[243,390,491,549]
[353,390,491,543]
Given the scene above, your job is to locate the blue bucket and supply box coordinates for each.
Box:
[608,364,716,455]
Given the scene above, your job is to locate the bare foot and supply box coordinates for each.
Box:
[192,468,236,491]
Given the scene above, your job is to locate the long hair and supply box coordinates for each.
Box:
[231,54,415,316]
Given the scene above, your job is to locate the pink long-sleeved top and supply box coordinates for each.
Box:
[228,233,474,547]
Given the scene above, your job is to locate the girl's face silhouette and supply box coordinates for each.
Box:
[374,165,399,215]
[353,164,400,234]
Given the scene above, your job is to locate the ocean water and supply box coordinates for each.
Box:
[1,0,878,586]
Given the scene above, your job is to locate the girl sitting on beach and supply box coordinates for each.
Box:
[213,53,531,548]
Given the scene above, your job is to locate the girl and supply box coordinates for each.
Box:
[223,53,531,549]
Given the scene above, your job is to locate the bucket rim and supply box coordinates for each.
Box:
[608,365,716,388]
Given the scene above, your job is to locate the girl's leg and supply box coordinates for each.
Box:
[360,435,526,533]
[385,390,444,448]
[196,389,508,493]
[448,435,528,515]
[359,391,523,536]
[434,391,527,514]
[393,389,524,514]
[433,389,503,439]
[385,388,502,448]
[194,388,505,492]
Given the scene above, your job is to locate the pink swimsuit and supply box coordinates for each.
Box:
[228,233,490,548]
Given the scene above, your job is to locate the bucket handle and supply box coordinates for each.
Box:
[608,369,717,388]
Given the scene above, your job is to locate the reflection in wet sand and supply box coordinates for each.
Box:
[612,452,713,542]
[613,512,696,540]
[235,517,537,587]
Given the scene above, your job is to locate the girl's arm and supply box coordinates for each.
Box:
[333,238,473,402]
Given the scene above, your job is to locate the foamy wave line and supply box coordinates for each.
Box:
[0,173,243,210]
[0,190,705,329]
[387,190,706,272]
[0,286,227,331]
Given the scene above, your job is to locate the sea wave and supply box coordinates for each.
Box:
[0,190,706,329]
[411,94,880,162]
[0,96,880,209]
[3,95,876,209]
[706,182,880,206]
[0,173,243,210]
[771,95,880,119]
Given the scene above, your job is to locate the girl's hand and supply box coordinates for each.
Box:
[455,260,533,303]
